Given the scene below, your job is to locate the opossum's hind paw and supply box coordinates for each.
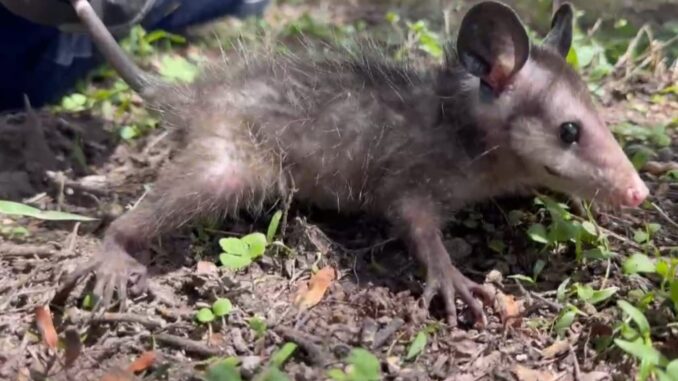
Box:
[420,263,494,328]
[54,246,148,312]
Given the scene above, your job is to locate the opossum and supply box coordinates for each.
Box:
[64,0,648,327]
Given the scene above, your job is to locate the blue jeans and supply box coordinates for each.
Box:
[0,0,268,111]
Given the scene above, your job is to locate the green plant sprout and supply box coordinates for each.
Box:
[219,210,292,270]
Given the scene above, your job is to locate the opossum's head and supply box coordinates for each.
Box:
[456,1,648,208]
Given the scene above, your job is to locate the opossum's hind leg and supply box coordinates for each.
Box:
[58,138,279,310]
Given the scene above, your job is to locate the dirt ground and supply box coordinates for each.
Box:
[0,1,677,380]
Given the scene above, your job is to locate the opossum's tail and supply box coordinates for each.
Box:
[69,0,162,100]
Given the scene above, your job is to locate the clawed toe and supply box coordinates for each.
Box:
[55,252,148,312]
[421,268,494,328]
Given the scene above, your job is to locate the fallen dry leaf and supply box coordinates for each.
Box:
[196,260,218,274]
[100,368,137,381]
[126,351,157,373]
[541,339,570,359]
[580,371,612,381]
[511,364,557,381]
[495,291,522,328]
[34,305,58,350]
[63,328,82,368]
[643,160,678,176]
[294,266,336,309]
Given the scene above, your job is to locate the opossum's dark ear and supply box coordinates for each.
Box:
[543,3,574,57]
[456,1,530,94]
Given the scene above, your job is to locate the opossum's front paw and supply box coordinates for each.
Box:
[59,245,148,312]
[89,251,148,311]
[421,263,494,328]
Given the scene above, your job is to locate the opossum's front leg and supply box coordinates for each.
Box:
[394,197,493,327]
[58,137,277,310]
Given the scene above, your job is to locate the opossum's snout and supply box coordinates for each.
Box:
[622,173,649,207]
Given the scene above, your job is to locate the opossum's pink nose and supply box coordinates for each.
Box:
[622,175,649,208]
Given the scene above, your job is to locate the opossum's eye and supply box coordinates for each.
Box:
[559,122,580,145]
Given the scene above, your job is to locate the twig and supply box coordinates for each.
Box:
[68,309,165,330]
[152,333,222,357]
[570,214,642,251]
[274,326,332,367]
[569,344,581,381]
[371,318,404,350]
[64,222,80,255]
[0,242,58,257]
[531,291,564,312]
[651,202,678,231]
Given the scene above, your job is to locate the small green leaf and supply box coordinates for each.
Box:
[82,293,94,310]
[647,223,661,234]
[327,369,348,381]
[158,55,199,82]
[665,360,678,380]
[270,342,298,368]
[242,232,268,259]
[556,278,571,303]
[385,11,400,24]
[671,280,678,312]
[212,298,233,317]
[249,316,267,338]
[634,229,650,243]
[655,260,670,279]
[219,238,248,256]
[219,253,252,270]
[533,259,546,280]
[583,247,613,260]
[618,300,650,336]
[120,125,139,140]
[581,220,598,237]
[548,218,578,243]
[0,200,96,221]
[575,45,596,68]
[61,93,88,112]
[566,46,579,69]
[527,223,549,244]
[405,331,427,360]
[623,253,656,275]
[576,284,594,302]
[347,348,381,380]
[267,210,283,243]
[508,274,535,284]
[255,367,290,381]
[196,308,215,323]
[589,287,618,305]
[631,149,652,171]
[488,239,506,254]
[554,310,576,337]
[205,359,242,381]
[614,338,665,366]
[418,33,443,58]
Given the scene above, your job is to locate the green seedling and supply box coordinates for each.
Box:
[624,253,678,314]
[327,348,381,381]
[248,315,267,339]
[219,233,268,270]
[405,331,428,361]
[204,357,242,381]
[196,308,215,324]
[614,300,672,381]
[212,298,233,318]
[219,210,292,270]
[269,343,298,368]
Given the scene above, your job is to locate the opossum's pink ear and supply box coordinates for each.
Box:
[457,1,530,94]
[543,3,574,57]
